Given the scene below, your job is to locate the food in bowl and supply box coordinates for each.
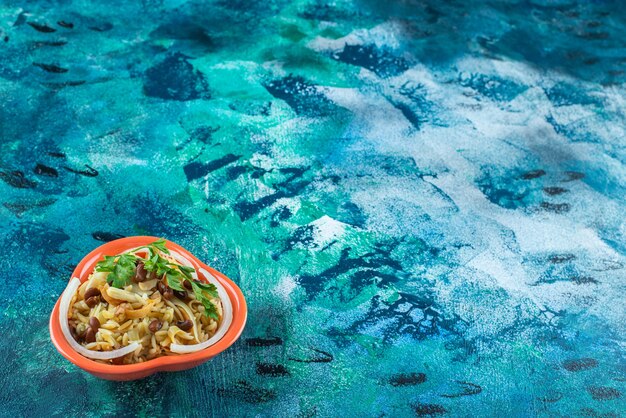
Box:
[59,239,232,365]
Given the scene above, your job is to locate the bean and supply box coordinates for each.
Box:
[85,327,96,343]
[148,319,163,333]
[173,289,189,300]
[111,356,125,365]
[157,280,167,294]
[134,262,147,282]
[85,296,100,308]
[89,316,100,330]
[176,319,193,331]
[70,326,82,342]
[158,280,174,300]
[84,288,101,299]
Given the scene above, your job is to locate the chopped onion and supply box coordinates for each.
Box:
[59,277,140,360]
[107,286,141,303]
[170,268,233,354]
[138,279,158,291]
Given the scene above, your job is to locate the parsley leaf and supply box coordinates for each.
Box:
[202,298,219,321]
[105,254,137,288]
[143,254,160,272]
[95,256,117,272]
[190,281,219,320]
[151,238,170,254]
[178,265,194,280]
[193,281,219,299]
[166,271,185,291]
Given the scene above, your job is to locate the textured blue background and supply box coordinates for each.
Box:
[0,0,625,416]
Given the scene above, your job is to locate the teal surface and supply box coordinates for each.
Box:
[0,0,625,416]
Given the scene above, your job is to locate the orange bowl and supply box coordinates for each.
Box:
[49,236,247,381]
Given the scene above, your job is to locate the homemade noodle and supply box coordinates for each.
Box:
[63,243,226,365]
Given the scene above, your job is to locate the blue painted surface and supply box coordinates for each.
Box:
[0,0,625,416]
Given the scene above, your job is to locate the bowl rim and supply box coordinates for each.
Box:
[49,236,247,376]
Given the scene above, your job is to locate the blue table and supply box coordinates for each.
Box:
[1,0,624,416]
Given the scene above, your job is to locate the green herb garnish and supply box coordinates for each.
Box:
[94,238,219,318]
[95,254,137,288]
[190,280,220,320]
[146,238,169,255]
